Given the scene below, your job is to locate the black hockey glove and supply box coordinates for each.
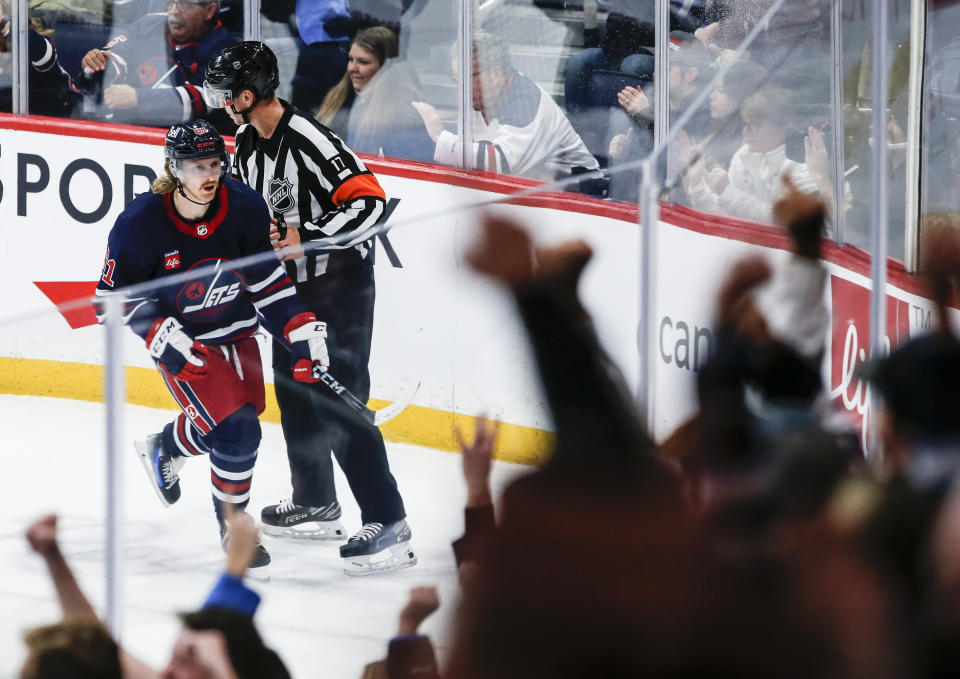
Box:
[146,317,209,381]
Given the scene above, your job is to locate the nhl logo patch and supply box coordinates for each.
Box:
[268,177,296,214]
[196,224,208,236]
[163,250,181,270]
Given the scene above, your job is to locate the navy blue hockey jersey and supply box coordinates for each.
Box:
[95,179,306,347]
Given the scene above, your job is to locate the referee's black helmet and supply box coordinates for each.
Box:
[204,41,280,107]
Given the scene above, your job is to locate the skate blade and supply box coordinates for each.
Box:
[343,545,417,576]
[262,520,347,541]
[245,563,271,582]
[133,439,173,509]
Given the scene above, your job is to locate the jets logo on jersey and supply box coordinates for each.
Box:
[176,260,245,322]
[268,178,296,214]
[164,250,181,270]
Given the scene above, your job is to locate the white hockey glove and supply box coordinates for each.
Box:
[284,313,330,383]
[146,317,209,381]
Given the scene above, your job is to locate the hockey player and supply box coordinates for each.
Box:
[202,41,414,575]
[95,119,331,577]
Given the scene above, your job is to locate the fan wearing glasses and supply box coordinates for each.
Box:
[78,0,236,130]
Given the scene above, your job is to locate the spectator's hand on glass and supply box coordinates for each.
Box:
[81,48,111,74]
[104,84,138,109]
[706,166,729,196]
[804,126,830,179]
[695,22,720,46]
[675,130,696,166]
[888,116,907,167]
[26,514,59,558]
[617,85,650,116]
[608,128,634,161]
[412,102,444,142]
[397,586,440,636]
[455,415,500,508]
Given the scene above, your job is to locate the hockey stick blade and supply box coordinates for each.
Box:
[318,371,420,427]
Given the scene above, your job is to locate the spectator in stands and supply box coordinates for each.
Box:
[0,6,81,116]
[683,87,820,224]
[347,57,435,162]
[445,210,905,679]
[451,416,498,580]
[22,510,287,679]
[695,0,827,62]
[288,0,352,113]
[606,31,714,201]
[313,25,432,162]
[20,619,121,679]
[563,13,654,163]
[412,31,598,184]
[264,0,420,112]
[316,26,398,139]
[78,0,236,130]
[563,2,713,162]
[661,58,767,205]
[694,0,830,115]
[384,586,442,679]
[699,59,767,172]
[865,220,960,483]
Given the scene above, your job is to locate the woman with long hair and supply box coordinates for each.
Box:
[315,26,434,162]
[315,26,399,139]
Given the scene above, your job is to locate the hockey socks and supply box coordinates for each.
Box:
[210,447,257,517]
[163,412,212,459]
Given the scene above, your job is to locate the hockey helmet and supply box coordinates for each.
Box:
[203,41,279,111]
[164,119,230,181]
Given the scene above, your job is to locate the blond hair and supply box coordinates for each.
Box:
[151,160,178,195]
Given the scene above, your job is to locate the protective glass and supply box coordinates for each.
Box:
[201,80,232,110]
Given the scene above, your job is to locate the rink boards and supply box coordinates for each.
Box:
[0,114,943,460]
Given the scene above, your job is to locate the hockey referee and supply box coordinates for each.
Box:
[202,41,413,575]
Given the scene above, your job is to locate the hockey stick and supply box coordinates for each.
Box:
[318,370,420,427]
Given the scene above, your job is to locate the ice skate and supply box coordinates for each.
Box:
[261,498,347,541]
[133,433,186,508]
[221,524,271,582]
[340,520,416,576]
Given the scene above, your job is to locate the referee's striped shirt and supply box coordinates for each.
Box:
[232,100,386,283]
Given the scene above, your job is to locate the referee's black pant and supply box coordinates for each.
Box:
[271,262,406,525]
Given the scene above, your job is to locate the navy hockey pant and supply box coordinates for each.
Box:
[159,337,264,527]
[272,263,406,525]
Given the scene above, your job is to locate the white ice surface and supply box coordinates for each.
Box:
[0,395,530,679]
